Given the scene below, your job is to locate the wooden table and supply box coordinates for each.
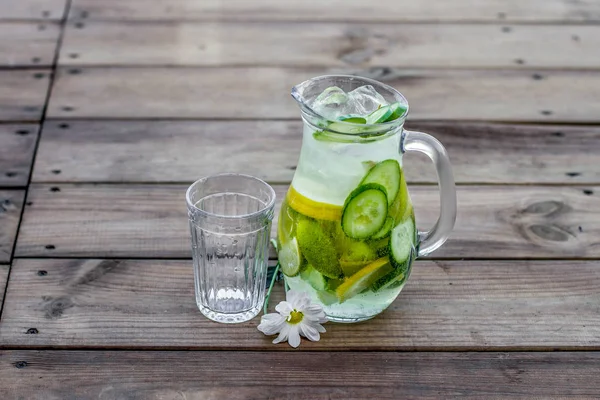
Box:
[1,0,599,398]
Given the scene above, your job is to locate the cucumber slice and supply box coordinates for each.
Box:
[384,102,408,122]
[360,159,401,206]
[296,219,343,279]
[326,278,344,291]
[375,241,415,292]
[341,183,388,240]
[370,237,390,258]
[300,265,328,291]
[317,289,339,306]
[327,121,367,134]
[371,216,394,240]
[339,116,367,124]
[279,237,304,277]
[389,217,416,270]
[340,260,370,277]
[371,270,406,292]
[335,257,393,302]
[366,105,392,124]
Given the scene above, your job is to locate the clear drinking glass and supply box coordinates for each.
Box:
[186,173,276,323]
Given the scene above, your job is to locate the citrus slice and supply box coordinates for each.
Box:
[279,237,304,277]
[296,218,343,279]
[286,186,342,222]
[335,257,393,302]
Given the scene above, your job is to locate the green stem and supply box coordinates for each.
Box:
[263,262,280,315]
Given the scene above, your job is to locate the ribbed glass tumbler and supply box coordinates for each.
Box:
[186,174,276,323]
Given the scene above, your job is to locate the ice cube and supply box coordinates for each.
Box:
[347,85,388,115]
[311,86,349,120]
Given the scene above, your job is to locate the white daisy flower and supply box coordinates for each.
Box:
[257,290,328,348]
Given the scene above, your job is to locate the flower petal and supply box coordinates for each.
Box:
[273,324,290,344]
[299,323,321,342]
[305,304,326,315]
[257,313,286,335]
[275,301,294,317]
[288,325,301,348]
[315,323,327,333]
[285,290,302,306]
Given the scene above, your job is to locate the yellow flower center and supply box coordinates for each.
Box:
[287,309,304,325]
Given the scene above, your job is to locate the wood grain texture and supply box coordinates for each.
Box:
[0,265,8,311]
[32,120,600,184]
[0,70,51,121]
[46,67,600,122]
[0,124,38,186]
[15,184,599,259]
[69,0,600,23]
[0,22,60,67]
[0,191,25,263]
[2,259,599,350]
[2,351,600,399]
[0,0,66,21]
[59,21,600,69]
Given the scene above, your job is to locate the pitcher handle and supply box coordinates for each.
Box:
[402,130,457,256]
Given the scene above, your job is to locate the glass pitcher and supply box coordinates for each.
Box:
[277,75,456,322]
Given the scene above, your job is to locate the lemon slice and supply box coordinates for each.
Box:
[286,186,342,222]
[335,257,393,302]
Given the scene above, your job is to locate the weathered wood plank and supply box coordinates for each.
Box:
[0,124,38,187]
[2,351,600,399]
[0,22,59,67]
[32,120,600,184]
[2,259,599,350]
[0,0,66,21]
[46,67,600,122]
[0,265,8,312]
[69,0,600,23]
[59,21,600,69]
[15,185,599,259]
[0,191,25,263]
[0,70,51,121]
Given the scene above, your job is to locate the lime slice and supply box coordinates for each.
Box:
[335,257,393,302]
[340,239,377,262]
[286,186,342,222]
[279,237,304,277]
[296,219,343,279]
[366,105,392,124]
[277,202,298,244]
[384,102,407,122]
